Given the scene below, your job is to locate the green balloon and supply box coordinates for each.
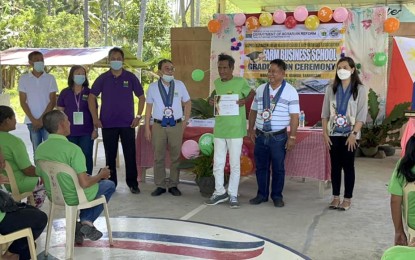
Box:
[198,133,214,156]
[373,52,387,67]
[192,69,205,82]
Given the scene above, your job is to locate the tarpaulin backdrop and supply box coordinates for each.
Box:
[209,7,389,123]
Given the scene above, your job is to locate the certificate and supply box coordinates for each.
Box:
[214,94,239,116]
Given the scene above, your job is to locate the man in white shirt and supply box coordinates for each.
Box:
[18,51,58,152]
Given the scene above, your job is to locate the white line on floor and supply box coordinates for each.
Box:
[180,205,207,220]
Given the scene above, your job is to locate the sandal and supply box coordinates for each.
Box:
[338,198,351,211]
[329,196,340,209]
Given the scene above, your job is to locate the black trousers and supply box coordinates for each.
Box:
[329,136,357,199]
[102,127,138,188]
[0,205,47,259]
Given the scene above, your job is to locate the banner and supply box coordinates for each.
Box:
[243,24,344,94]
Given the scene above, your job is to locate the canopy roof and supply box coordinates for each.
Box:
[0,47,148,68]
[229,0,415,12]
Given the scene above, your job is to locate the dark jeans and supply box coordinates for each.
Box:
[67,135,94,175]
[254,132,287,200]
[102,127,138,188]
[329,136,356,199]
[0,205,47,259]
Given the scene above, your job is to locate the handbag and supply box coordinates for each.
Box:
[0,189,26,213]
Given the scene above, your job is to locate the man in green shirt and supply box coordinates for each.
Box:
[205,53,254,209]
[36,110,115,244]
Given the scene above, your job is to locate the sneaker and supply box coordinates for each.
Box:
[80,224,103,241]
[204,193,229,205]
[75,222,84,244]
[229,196,240,209]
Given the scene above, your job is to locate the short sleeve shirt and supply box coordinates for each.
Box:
[57,87,94,136]
[213,77,251,138]
[251,82,300,132]
[18,72,58,124]
[0,132,38,193]
[90,70,144,128]
[388,160,415,229]
[146,79,190,120]
[35,134,98,206]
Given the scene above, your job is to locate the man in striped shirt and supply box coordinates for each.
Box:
[248,59,300,208]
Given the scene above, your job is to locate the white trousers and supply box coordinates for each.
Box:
[213,138,243,197]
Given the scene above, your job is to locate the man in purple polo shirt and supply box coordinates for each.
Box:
[88,47,145,194]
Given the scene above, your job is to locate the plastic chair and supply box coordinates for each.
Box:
[0,227,37,260]
[37,160,113,260]
[403,182,415,241]
[3,161,35,205]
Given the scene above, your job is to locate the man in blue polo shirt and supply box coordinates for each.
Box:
[88,47,145,194]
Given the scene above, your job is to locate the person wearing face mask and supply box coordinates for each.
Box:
[88,47,145,194]
[57,65,97,175]
[144,59,191,197]
[321,56,368,211]
[18,51,58,152]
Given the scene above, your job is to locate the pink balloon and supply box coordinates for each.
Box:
[181,140,200,159]
[273,10,286,24]
[294,6,308,22]
[333,7,348,23]
[234,13,246,26]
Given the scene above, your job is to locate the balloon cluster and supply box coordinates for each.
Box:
[224,144,253,176]
[230,37,242,51]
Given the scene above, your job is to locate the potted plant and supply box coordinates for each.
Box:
[360,88,410,157]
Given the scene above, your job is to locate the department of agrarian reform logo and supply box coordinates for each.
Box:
[39,217,310,259]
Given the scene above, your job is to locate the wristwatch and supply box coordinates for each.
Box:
[136,115,142,119]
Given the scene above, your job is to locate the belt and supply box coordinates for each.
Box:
[256,128,287,137]
[154,118,182,125]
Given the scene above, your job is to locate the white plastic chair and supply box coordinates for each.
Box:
[37,160,113,260]
[0,227,37,260]
[403,182,415,241]
[93,137,120,168]
[3,161,35,205]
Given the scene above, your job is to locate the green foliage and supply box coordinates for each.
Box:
[360,88,410,148]
[179,154,214,179]
[191,98,214,119]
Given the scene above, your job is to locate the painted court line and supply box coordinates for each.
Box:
[180,204,208,220]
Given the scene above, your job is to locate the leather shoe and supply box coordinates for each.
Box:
[129,186,140,194]
[151,187,166,196]
[249,196,268,205]
[273,198,285,207]
[168,187,182,196]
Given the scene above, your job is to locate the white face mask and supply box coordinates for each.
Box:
[337,69,352,80]
[162,74,174,83]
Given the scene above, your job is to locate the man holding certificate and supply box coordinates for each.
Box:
[205,53,255,209]
[248,59,300,208]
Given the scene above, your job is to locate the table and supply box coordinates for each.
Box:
[135,126,331,194]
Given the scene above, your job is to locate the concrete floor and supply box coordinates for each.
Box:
[11,123,398,260]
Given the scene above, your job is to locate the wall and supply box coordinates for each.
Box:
[171,27,212,99]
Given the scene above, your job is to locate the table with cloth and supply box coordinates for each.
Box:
[135,125,331,195]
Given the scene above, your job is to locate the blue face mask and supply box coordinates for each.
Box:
[73,75,86,85]
[110,61,123,70]
[33,61,44,73]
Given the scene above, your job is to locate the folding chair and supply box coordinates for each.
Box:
[37,160,113,260]
[3,161,35,205]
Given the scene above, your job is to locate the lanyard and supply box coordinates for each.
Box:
[263,80,286,113]
[335,84,352,115]
[73,89,83,112]
[158,79,175,107]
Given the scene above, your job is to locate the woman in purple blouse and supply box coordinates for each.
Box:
[57,65,97,174]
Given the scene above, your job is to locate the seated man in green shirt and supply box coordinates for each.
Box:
[35,110,115,244]
[0,105,46,208]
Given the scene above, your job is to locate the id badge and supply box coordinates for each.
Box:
[73,112,84,125]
